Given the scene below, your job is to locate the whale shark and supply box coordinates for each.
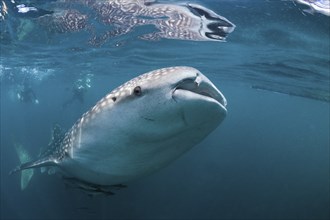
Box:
[11,66,227,195]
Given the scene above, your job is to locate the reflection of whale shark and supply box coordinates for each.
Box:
[13,142,34,190]
[35,0,235,45]
[11,66,227,195]
[294,0,330,16]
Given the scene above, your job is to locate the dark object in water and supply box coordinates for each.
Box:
[17,81,39,104]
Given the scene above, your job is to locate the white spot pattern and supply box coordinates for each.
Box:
[54,66,193,161]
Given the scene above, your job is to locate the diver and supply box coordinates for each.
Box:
[17,80,39,104]
[62,74,93,109]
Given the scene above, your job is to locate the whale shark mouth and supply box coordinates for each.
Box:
[173,74,227,109]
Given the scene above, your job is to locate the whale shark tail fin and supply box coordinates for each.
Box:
[10,125,64,188]
[12,143,35,190]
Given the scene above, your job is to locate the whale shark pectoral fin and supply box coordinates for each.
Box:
[10,158,58,191]
[9,157,58,176]
[12,143,57,190]
[10,125,64,189]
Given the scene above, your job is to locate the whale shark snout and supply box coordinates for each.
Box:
[173,71,227,108]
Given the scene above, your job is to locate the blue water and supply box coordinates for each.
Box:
[1,0,329,219]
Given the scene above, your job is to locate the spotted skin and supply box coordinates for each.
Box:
[59,66,186,161]
[38,9,88,33]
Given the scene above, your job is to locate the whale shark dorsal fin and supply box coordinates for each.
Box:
[43,124,64,153]
[39,124,64,157]
[50,124,63,146]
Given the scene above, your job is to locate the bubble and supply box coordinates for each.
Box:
[0,64,54,84]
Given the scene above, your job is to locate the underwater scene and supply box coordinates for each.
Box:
[0,0,329,219]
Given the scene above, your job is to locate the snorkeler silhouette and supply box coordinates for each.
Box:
[17,81,39,104]
[62,74,92,109]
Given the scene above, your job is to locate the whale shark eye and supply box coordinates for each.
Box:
[133,86,142,96]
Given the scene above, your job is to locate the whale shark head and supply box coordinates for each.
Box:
[99,66,227,143]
